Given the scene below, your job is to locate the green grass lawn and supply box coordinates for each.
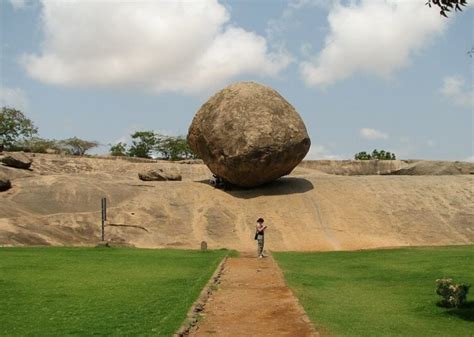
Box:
[274,246,474,337]
[0,247,228,336]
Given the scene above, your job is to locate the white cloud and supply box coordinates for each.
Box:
[22,1,291,94]
[360,128,389,140]
[464,156,474,162]
[305,144,343,160]
[300,0,446,87]
[0,86,29,111]
[440,76,474,107]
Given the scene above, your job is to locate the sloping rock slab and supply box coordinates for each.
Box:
[391,161,474,175]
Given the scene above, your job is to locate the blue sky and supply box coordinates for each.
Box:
[1,0,473,160]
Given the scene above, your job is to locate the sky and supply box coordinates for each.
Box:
[1,0,473,161]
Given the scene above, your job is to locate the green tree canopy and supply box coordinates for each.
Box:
[59,137,99,156]
[156,134,195,160]
[355,149,396,160]
[10,137,60,153]
[124,131,196,160]
[109,142,128,156]
[128,131,157,158]
[426,0,468,18]
[0,107,38,148]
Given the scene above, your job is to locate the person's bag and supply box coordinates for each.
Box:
[254,231,258,240]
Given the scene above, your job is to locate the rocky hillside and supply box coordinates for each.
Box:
[0,153,472,251]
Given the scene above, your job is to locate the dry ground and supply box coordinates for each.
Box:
[0,154,472,251]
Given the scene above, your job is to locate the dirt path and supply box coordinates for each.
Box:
[189,253,318,337]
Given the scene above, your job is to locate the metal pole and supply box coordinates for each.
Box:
[101,197,106,241]
[103,197,107,221]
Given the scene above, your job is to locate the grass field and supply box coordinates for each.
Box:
[0,247,228,336]
[274,246,474,337]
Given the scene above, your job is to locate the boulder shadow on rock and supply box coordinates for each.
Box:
[197,176,314,199]
[0,173,12,192]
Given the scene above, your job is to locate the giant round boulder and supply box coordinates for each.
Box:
[188,82,311,187]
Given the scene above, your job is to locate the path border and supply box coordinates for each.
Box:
[269,252,321,337]
[174,255,229,337]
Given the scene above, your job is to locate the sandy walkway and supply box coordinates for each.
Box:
[190,253,317,337]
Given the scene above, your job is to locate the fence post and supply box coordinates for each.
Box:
[101,197,107,241]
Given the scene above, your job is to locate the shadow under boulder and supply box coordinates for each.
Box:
[198,176,314,199]
[0,173,11,191]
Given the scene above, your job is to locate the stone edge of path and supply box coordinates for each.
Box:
[174,255,229,337]
[269,252,321,337]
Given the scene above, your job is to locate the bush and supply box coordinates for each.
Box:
[10,137,60,154]
[354,149,396,160]
[125,131,197,160]
[435,278,470,308]
[58,137,99,156]
[156,134,195,160]
[128,131,156,158]
[109,142,128,156]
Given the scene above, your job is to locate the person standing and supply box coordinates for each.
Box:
[255,218,267,258]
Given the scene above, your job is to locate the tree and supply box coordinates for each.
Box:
[426,0,468,18]
[0,107,38,149]
[155,134,196,160]
[355,149,396,160]
[354,151,372,160]
[154,134,171,159]
[109,142,128,156]
[11,137,60,153]
[371,149,379,159]
[169,136,195,160]
[59,137,99,156]
[123,131,196,160]
[128,131,157,158]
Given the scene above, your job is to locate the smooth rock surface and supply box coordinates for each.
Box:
[1,152,33,169]
[0,153,472,250]
[391,161,474,175]
[188,82,310,187]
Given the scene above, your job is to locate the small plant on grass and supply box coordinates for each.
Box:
[436,278,470,308]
